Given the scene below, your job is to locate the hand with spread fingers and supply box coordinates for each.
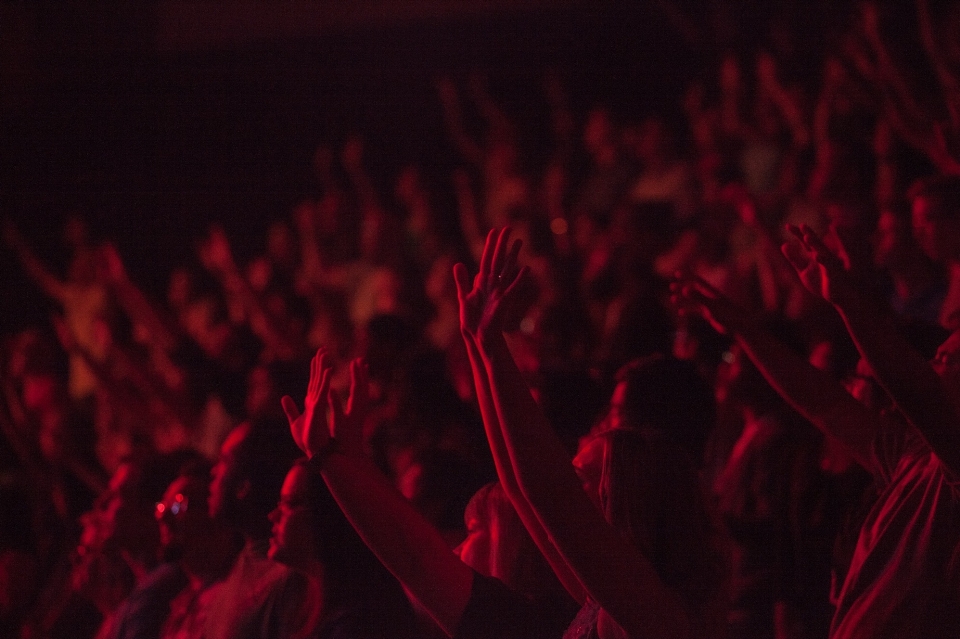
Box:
[281,348,334,460]
[452,227,530,345]
[670,273,753,336]
[328,358,369,458]
[780,223,855,307]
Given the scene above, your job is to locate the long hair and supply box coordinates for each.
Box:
[292,458,418,638]
[596,356,726,620]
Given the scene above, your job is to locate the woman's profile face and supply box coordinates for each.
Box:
[573,434,607,514]
[454,508,493,577]
[268,466,314,566]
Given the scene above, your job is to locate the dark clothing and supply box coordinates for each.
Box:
[454,571,578,639]
[110,563,188,639]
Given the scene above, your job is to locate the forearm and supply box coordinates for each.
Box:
[475,333,581,516]
[732,320,876,468]
[462,332,588,603]
[833,294,960,475]
[320,452,473,637]
[475,333,690,638]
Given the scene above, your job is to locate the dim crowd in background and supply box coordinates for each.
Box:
[5,2,960,638]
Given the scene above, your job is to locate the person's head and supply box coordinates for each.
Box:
[571,357,723,600]
[268,459,415,621]
[931,327,960,399]
[873,206,921,271]
[454,482,561,597]
[70,449,190,609]
[606,355,715,462]
[155,456,215,561]
[267,462,317,567]
[209,418,302,542]
[93,450,192,560]
[909,175,960,263]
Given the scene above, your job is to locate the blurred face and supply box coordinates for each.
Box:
[155,476,210,560]
[268,466,314,566]
[912,196,960,262]
[572,434,606,513]
[873,210,902,269]
[98,463,148,551]
[454,506,493,577]
[209,424,249,520]
[931,329,960,398]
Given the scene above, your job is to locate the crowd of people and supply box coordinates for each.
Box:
[4,2,960,637]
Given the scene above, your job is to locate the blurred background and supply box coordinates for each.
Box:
[0,0,847,333]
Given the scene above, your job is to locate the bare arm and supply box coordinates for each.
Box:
[672,275,882,471]
[783,224,960,478]
[453,251,588,604]
[3,220,68,301]
[464,229,693,639]
[916,0,960,131]
[283,352,473,637]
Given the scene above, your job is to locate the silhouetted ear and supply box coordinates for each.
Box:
[235,478,252,502]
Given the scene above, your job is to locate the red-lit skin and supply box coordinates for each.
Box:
[209,423,250,520]
[572,435,605,515]
[931,328,960,398]
[912,196,960,263]
[268,465,317,569]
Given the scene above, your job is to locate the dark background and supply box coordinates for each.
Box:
[0,0,843,334]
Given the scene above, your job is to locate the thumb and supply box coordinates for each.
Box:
[280,395,301,426]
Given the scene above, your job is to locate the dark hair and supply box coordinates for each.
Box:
[599,428,724,619]
[614,355,715,463]
[463,482,566,599]
[292,459,418,637]
[126,447,209,510]
[229,417,302,541]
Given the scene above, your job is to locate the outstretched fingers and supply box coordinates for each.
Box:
[346,358,369,418]
[281,395,305,452]
[478,228,499,289]
[303,348,333,457]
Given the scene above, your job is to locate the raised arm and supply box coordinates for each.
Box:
[782,223,960,477]
[671,274,881,471]
[3,220,68,301]
[463,228,692,639]
[282,350,473,637]
[198,225,298,361]
[453,232,588,604]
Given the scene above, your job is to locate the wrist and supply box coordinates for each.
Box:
[306,438,341,472]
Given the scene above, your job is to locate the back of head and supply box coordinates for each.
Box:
[614,355,715,463]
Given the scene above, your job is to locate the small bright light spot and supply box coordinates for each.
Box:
[156,503,165,514]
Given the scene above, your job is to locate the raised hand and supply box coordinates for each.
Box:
[198,225,235,273]
[281,348,333,459]
[328,358,369,457]
[670,273,749,335]
[780,223,854,306]
[452,227,529,344]
[99,243,128,284]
